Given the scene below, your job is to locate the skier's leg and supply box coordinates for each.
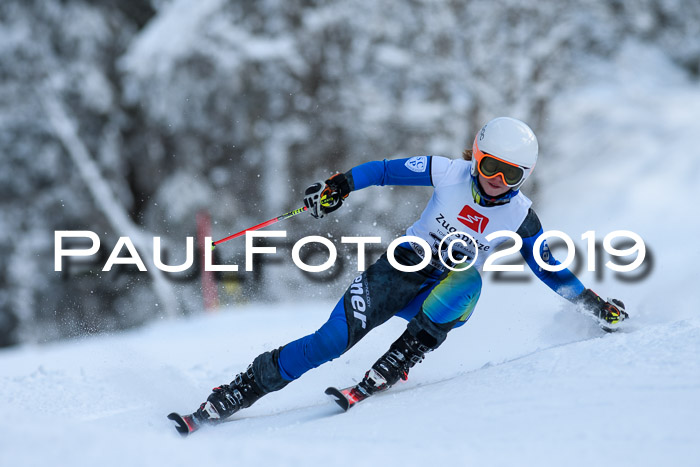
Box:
[394,264,481,338]
[409,264,482,344]
[275,298,350,381]
[359,265,482,394]
[276,245,441,381]
[197,246,440,421]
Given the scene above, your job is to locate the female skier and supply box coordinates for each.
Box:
[171,117,628,432]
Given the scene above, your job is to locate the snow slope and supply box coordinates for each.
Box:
[1,297,698,467]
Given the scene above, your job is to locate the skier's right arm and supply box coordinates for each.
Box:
[305,156,450,218]
[348,156,450,190]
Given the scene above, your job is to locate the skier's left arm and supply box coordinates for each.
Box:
[518,209,629,324]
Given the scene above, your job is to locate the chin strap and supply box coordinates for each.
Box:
[470,174,518,207]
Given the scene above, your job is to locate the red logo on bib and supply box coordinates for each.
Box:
[457,205,489,233]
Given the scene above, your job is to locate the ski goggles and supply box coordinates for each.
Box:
[474,146,527,187]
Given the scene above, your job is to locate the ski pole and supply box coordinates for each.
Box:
[212,206,308,249]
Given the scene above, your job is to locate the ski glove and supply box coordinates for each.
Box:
[303,172,352,219]
[576,289,629,324]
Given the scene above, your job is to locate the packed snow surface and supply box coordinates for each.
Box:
[2,292,698,466]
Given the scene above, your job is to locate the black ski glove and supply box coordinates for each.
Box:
[303,172,352,219]
[576,289,629,324]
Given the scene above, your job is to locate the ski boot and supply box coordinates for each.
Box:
[170,349,291,435]
[358,329,434,396]
[326,329,436,410]
[196,364,266,423]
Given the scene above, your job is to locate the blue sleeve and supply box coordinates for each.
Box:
[520,227,585,301]
[349,157,434,190]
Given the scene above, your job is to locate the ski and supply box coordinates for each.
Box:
[167,411,204,436]
[325,384,373,412]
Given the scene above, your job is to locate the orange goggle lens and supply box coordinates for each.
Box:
[477,154,525,187]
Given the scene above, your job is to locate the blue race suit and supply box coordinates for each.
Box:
[251,157,584,392]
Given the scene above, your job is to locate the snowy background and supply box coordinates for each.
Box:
[1,1,699,465]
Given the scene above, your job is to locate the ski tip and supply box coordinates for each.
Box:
[325,387,350,412]
[168,412,199,437]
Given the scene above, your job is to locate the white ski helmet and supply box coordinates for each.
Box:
[471,117,538,191]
